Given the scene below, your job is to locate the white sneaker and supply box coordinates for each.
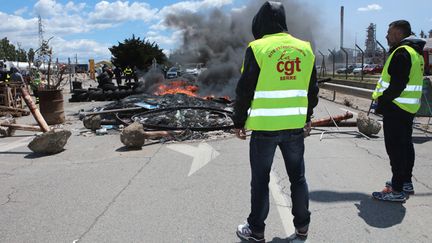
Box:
[236,222,265,243]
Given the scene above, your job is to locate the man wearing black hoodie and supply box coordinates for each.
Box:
[372,20,425,202]
[234,2,318,242]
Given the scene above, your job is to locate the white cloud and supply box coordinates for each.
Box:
[0,12,38,48]
[231,5,246,13]
[65,2,86,13]
[51,37,111,61]
[358,4,382,12]
[88,1,158,24]
[159,0,233,16]
[146,30,183,47]
[14,7,29,16]
[34,0,64,17]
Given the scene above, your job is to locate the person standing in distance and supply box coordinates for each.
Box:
[233,1,319,242]
[372,20,425,202]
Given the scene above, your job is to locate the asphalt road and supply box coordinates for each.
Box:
[0,97,431,243]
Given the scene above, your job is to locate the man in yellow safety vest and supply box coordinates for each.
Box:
[233,2,319,242]
[371,20,425,202]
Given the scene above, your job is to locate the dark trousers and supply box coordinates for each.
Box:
[383,113,415,192]
[125,75,132,83]
[115,76,122,86]
[247,129,310,233]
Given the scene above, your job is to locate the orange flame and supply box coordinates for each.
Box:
[155,80,199,97]
[154,80,231,102]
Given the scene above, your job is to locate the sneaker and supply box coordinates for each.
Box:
[236,222,265,243]
[287,229,308,242]
[385,181,414,194]
[372,189,407,202]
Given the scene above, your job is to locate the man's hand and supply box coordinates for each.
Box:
[303,121,312,137]
[235,128,247,140]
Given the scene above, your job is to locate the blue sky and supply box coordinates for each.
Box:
[1,0,431,63]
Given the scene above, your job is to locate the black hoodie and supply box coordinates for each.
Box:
[233,1,319,129]
[376,36,426,117]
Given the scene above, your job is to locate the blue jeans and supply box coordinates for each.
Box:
[247,129,311,233]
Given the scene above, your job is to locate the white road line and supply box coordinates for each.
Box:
[339,108,358,116]
[167,142,220,176]
[0,137,32,152]
[269,171,295,237]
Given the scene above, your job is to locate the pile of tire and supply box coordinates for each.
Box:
[69,88,135,102]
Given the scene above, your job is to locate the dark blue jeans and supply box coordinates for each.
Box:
[247,129,311,233]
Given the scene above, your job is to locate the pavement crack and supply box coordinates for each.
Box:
[413,176,432,191]
[73,144,163,242]
[1,188,18,206]
[0,172,14,179]
[351,140,387,161]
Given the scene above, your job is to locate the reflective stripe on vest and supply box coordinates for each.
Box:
[245,33,315,131]
[372,45,424,113]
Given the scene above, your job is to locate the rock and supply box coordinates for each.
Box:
[0,115,16,137]
[28,129,72,154]
[120,122,145,148]
[357,112,381,136]
[83,115,101,130]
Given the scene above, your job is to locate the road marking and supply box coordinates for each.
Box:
[269,171,295,237]
[167,142,220,176]
[0,137,32,152]
[339,108,358,116]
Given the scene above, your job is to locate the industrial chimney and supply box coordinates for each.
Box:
[340,6,344,49]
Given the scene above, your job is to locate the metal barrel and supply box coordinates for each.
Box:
[38,89,65,125]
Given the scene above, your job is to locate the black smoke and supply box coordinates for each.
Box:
[164,0,322,97]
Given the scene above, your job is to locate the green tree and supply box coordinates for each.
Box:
[109,34,167,70]
[0,38,29,62]
[28,48,35,63]
[0,37,16,60]
[16,48,27,62]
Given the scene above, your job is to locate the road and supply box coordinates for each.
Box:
[0,96,431,243]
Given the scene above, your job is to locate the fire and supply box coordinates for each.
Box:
[155,80,199,97]
[154,80,232,102]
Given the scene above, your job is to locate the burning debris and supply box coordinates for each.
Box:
[132,107,233,131]
[78,91,234,146]
[154,80,198,97]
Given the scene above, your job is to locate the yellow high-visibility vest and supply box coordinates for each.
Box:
[372,45,424,114]
[245,33,315,131]
[124,68,132,75]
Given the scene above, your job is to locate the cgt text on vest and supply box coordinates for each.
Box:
[276,52,301,81]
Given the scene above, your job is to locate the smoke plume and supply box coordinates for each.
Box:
[164,0,322,97]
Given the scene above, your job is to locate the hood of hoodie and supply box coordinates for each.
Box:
[252,1,288,40]
[392,35,426,55]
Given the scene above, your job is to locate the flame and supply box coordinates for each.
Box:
[154,80,231,102]
[155,80,199,97]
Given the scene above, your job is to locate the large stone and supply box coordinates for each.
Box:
[0,115,16,137]
[28,129,72,154]
[357,112,381,136]
[120,122,145,148]
[83,115,101,130]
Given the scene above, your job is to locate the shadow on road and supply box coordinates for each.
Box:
[310,190,405,228]
[412,136,432,144]
[0,151,32,155]
[115,141,161,152]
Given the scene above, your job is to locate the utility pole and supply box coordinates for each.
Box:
[68,57,72,92]
[75,54,78,82]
